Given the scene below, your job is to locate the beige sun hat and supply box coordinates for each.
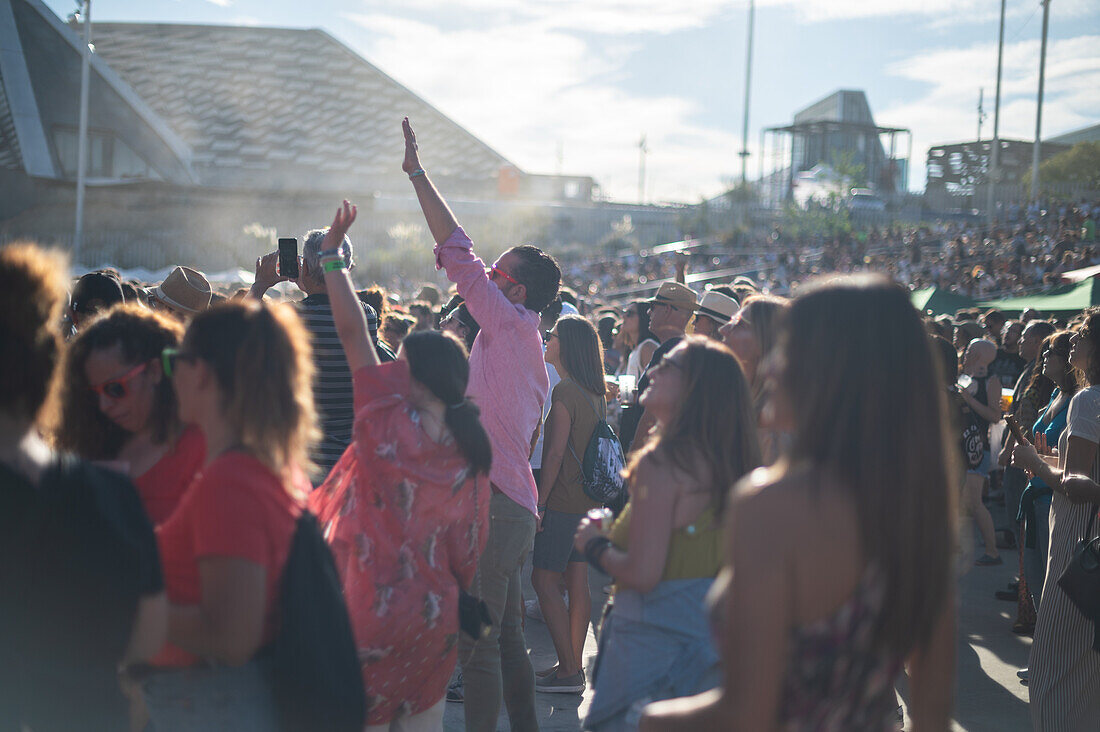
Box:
[647,281,698,312]
[695,291,739,324]
[152,266,212,314]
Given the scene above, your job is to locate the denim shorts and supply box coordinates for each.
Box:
[532,509,584,572]
[967,449,992,477]
[142,659,279,731]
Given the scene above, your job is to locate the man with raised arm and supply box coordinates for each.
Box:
[403,117,559,732]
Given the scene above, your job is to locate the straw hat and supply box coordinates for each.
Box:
[647,281,698,312]
[695,291,739,324]
[152,266,211,314]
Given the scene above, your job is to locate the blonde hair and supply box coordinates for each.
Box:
[183,300,319,490]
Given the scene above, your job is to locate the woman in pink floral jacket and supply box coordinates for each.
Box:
[308,202,490,730]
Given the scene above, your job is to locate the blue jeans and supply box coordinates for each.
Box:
[585,579,720,731]
[142,659,279,731]
[459,492,538,732]
[1024,493,1053,613]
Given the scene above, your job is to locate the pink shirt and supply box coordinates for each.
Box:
[435,227,548,515]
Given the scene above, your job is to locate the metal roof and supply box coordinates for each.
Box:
[85,21,518,193]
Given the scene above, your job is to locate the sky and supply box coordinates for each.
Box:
[44,0,1100,203]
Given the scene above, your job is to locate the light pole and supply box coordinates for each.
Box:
[738,0,755,186]
[987,0,1006,225]
[73,0,92,265]
[1030,0,1051,204]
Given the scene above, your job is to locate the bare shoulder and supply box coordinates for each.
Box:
[729,464,853,535]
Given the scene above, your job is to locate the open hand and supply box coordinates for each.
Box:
[1035,431,1054,457]
[402,117,422,174]
[321,200,357,253]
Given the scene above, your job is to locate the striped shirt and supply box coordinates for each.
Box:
[1029,385,1100,731]
[296,294,395,484]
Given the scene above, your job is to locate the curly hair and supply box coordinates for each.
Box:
[54,304,184,459]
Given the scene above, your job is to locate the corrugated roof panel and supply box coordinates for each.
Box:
[89,22,514,191]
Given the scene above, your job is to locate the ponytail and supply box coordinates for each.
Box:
[402,330,492,476]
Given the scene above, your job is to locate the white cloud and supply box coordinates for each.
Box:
[881,35,1100,188]
[345,10,741,201]
[342,1,1098,200]
[205,0,233,7]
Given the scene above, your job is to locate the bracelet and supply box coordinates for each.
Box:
[319,248,344,259]
[408,168,426,179]
[584,536,612,572]
[322,260,348,272]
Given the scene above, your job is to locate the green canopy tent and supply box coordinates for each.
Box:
[979,277,1100,317]
[910,287,979,317]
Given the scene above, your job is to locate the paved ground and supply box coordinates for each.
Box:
[445,500,1034,731]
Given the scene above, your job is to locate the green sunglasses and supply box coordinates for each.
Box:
[160,347,196,378]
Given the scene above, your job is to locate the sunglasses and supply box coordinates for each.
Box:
[487,264,520,288]
[90,360,150,400]
[542,330,558,344]
[160,347,197,378]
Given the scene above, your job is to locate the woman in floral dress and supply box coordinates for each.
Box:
[309,201,491,731]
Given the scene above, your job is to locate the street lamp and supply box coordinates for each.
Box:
[73,0,92,266]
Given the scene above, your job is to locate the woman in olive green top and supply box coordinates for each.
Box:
[533,315,608,694]
[574,336,760,730]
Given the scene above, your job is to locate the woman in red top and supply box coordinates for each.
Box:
[55,304,204,524]
[143,299,318,730]
[310,201,491,730]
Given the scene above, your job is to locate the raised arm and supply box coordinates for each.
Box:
[319,201,380,373]
[403,117,460,245]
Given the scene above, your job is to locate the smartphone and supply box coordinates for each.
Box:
[278,237,299,280]
[1005,414,1032,445]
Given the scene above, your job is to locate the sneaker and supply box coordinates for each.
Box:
[975,554,1003,566]
[446,668,463,703]
[536,664,559,679]
[525,598,545,622]
[536,671,585,694]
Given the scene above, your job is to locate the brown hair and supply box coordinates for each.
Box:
[54,304,185,459]
[183,300,319,487]
[1076,311,1100,388]
[555,315,606,398]
[626,336,761,515]
[402,330,492,476]
[779,274,956,658]
[0,243,67,423]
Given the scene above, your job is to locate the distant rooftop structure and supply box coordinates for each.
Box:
[761,89,910,205]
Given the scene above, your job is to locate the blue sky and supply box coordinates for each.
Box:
[44,0,1100,202]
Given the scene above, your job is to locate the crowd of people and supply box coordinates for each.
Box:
[560,199,1097,303]
[2,116,1098,732]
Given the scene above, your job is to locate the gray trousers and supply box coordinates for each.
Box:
[459,492,539,732]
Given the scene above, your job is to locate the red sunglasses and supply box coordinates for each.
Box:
[487,264,520,288]
[90,361,150,400]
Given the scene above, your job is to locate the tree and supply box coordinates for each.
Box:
[1023,142,1100,189]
